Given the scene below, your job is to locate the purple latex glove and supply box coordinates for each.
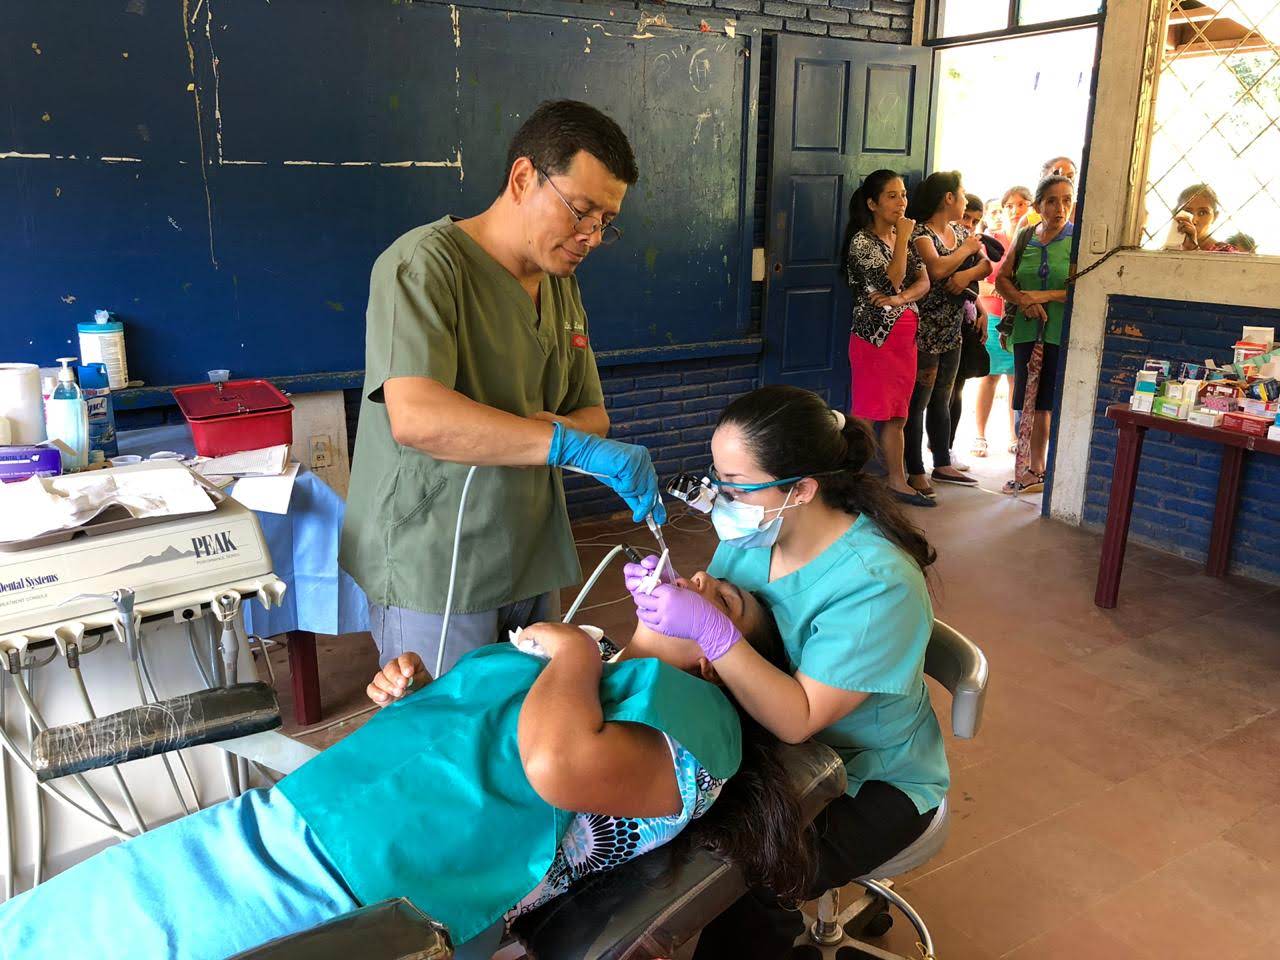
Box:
[633,584,742,661]
[622,554,678,599]
[623,555,660,599]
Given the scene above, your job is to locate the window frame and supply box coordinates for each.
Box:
[925,0,1104,47]
[1127,0,1280,256]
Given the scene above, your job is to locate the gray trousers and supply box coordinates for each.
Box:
[368,592,559,675]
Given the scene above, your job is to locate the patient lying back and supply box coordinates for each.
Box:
[0,574,806,960]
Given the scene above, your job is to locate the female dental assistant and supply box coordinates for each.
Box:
[626,384,948,958]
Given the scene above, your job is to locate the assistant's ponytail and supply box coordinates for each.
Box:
[717,386,936,574]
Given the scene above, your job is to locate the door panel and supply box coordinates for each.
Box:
[762,37,932,412]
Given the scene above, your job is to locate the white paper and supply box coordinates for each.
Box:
[229,462,299,515]
[508,624,604,659]
[193,444,290,479]
[0,462,217,543]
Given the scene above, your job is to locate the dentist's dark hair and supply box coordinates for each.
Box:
[716,385,936,573]
[684,601,814,901]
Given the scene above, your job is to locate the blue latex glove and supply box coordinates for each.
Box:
[547,422,667,524]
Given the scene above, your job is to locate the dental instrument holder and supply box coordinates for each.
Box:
[212,591,246,796]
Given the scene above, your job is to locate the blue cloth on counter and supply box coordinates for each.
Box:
[116,424,370,637]
[0,788,358,960]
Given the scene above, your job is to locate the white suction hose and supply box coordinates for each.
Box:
[5,653,123,833]
[564,545,626,624]
[0,677,11,900]
[436,465,479,679]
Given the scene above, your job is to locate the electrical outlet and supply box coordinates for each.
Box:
[310,434,333,469]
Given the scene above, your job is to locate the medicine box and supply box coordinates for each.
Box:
[1222,411,1272,437]
[1130,394,1155,413]
[1234,341,1268,366]
[1153,397,1192,420]
[1269,425,1280,442]
[1188,408,1224,428]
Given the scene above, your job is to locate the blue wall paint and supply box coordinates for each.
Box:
[1,0,759,386]
[1083,295,1280,585]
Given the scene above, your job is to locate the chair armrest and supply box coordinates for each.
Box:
[227,898,453,960]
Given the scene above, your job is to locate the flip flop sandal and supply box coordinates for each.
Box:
[1002,477,1045,495]
[971,438,989,458]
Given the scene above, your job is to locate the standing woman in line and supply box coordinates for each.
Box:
[843,169,933,508]
[903,172,987,497]
[995,174,1075,494]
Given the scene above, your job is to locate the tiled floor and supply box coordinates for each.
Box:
[270,478,1280,959]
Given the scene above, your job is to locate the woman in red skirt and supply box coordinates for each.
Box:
[843,169,933,507]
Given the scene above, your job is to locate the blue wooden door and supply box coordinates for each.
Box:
[762,37,932,411]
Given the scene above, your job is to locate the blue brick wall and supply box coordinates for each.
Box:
[1082,295,1280,584]
[564,354,761,518]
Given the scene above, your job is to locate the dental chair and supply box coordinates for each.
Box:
[34,620,983,960]
[793,619,988,960]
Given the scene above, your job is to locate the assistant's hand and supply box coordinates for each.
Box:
[547,423,666,524]
[633,583,742,661]
[367,653,432,706]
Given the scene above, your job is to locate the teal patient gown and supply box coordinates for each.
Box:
[0,644,741,959]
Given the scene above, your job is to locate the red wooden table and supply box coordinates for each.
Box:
[1095,403,1280,607]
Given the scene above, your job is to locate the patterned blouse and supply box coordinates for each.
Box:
[846,229,927,348]
[504,735,725,923]
[911,222,972,355]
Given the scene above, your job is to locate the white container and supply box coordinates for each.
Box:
[1242,325,1275,347]
[77,310,129,390]
[0,362,46,443]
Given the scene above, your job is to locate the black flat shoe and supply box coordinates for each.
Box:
[931,470,979,486]
[893,489,938,508]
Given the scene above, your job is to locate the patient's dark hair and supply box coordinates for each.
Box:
[718,385,936,573]
[684,600,815,902]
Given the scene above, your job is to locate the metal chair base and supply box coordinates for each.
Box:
[796,881,936,960]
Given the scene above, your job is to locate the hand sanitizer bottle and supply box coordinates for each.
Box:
[45,357,89,471]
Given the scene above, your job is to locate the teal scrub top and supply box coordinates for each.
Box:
[708,514,949,814]
[278,643,741,945]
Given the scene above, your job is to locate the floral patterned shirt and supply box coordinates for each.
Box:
[504,735,725,923]
[846,229,927,347]
[911,222,971,355]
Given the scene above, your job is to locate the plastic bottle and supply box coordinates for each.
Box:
[80,361,119,461]
[45,357,89,471]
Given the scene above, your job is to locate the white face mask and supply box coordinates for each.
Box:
[711,489,799,550]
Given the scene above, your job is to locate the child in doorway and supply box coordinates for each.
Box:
[970,186,1026,457]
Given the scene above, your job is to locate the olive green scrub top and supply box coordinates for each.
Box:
[341,218,605,613]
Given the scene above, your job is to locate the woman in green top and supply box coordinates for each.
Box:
[995,175,1075,493]
[626,385,948,959]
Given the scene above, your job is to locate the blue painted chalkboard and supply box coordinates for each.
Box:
[0,0,759,389]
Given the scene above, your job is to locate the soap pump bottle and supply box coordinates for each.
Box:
[45,357,90,471]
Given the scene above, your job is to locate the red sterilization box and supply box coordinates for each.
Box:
[172,379,294,457]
